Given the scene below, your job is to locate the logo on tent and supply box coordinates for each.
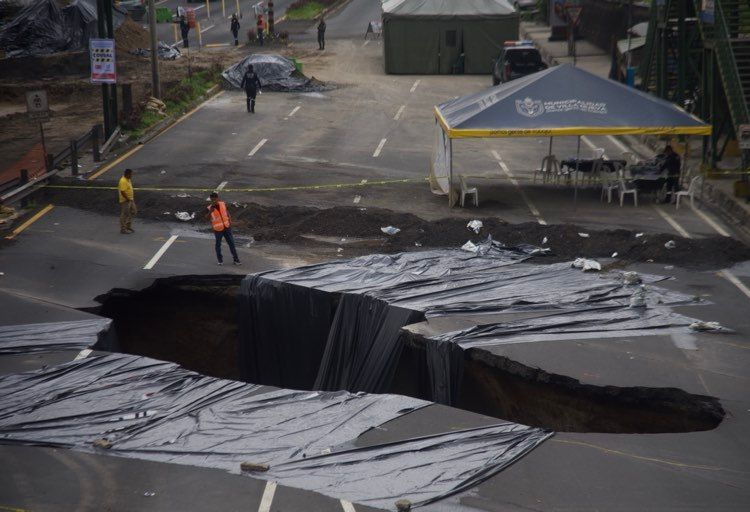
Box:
[516,97,545,118]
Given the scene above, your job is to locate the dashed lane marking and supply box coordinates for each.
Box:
[143,235,179,270]
[394,105,406,120]
[491,150,547,225]
[200,24,215,33]
[5,204,54,240]
[373,138,387,158]
[606,135,631,154]
[216,181,228,191]
[257,481,277,512]
[248,138,268,157]
[287,106,301,118]
[689,203,731,237]
[652,206,692,238]
[410,79,420,93]
[363,39,370,47]
[340,500,357,512]
[720,270,750,301]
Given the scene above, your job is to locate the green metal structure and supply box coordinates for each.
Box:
[640,0,749,166]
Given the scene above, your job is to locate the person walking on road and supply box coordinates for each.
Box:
[206,192,241,266]
[240,64,262,113]
[118,168,136,234]
[257,14,265,46]
[230,14,240,46]
[317,17,326,50]
[178,15,190,48]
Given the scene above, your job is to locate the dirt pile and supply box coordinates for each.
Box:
[44,182,750,269]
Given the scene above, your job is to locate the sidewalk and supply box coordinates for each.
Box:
[520,21,750,241]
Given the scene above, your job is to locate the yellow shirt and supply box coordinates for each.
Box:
[118,176,134,203]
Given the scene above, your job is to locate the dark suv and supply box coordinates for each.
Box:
[492,42,547,85]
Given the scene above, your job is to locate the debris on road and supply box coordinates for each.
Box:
[130,41,182,60]
[629,285,648,308]
[664,240,676,249]
[689,321,728,332]
[143,491,156,497]
[572,258,601,272]
[381,226,400,235]
[622,271,641,285]
[467,220,483,234]
[461,241,478,253]
[578,232,590,238]
[635,232,644,238]
[175,212,195,221]
[222,54,333,92]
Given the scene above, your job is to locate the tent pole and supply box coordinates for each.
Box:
[548,137,553,158]
[573,135,581,210]
[448,138,454,207]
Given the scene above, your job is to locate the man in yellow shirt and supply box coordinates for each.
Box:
[118,168,136,234]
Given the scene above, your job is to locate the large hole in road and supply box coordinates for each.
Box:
[91,276,724,434]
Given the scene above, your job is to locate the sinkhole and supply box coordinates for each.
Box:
[90,275,725,434]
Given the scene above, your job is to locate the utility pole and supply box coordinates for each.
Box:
[96,0,110,137]
[147,0,161,98]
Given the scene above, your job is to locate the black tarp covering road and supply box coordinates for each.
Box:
[239,242,706,403]
[0,318,111,354]
[0,0,124,58]
[0,352,552,509]
[221,53,332,92]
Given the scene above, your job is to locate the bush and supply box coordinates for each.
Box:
[278,30,289,41]
[247,28,256,42]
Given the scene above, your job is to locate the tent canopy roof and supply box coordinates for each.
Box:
[382,0,516,18]
[435,64,711,137]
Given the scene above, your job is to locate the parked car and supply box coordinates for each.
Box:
[492,41,547,85]
[513,0,538,11]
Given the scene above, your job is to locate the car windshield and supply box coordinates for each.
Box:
[506,49,542,66]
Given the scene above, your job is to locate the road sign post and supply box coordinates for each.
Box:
[26,90,50,170]
[564,3,583,64]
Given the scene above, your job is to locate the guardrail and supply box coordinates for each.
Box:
[1,124,107,205]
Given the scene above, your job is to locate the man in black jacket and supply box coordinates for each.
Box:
[317,17,326,50]
[660,145,681,198]
[230,14,240,46]
[179,15,190,48]
[240,65,262,113]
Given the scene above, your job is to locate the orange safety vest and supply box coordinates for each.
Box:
[209,201,231,232]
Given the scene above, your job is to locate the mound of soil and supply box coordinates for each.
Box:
[43,182,750,269]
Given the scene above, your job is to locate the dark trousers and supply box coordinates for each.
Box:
[258,28,264,46]
[182,32,189,48]
[232,30,238,45]
[318,32,325,49]
[214,228,239,263]
[245,92,257,112]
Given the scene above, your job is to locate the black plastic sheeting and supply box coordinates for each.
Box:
[221,53,332,92]
[0,318,112,355]
[0,0,125,58]
[239,242,705,404]
[0,352,552,509]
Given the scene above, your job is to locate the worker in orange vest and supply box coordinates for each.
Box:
[257,14,265,46]
[206,192,241,265]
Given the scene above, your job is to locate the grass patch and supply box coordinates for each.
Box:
[127,69,218,138]
[285,1,326,21]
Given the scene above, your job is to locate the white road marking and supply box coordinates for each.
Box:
[606,135,631,154]
[491,150,547,225]
[287,106,301,117]
[200,24,215,33]
[720,270,750,301]
[373,138,387,157]
[341,500,357,512]
[205,43,230,47]
[257,481,277,512]
[410,79,421,93]
[689,204,730,237]
[353,195,361,204]
[216,181,228,191]
[394,105,406,120]
[143,235,179,270]
[194,5,205,11]
[363,39,370,47]
[248,138,268,157]
[652,206,692,238]
[74,349,92,360]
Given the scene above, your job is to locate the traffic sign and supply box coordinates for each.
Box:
[90,38,117,84]
[26,90,49,122]
[565,4,583,27]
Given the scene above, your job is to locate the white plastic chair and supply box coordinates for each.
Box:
[459,175,478,207]
[675,176,701,209]
[592,148,605,159]
[618,178,638,207]
[534,155,559,184]
[621,151,638,165]
[600,172,619,203]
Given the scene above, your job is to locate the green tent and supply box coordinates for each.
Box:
[382,0,519,75]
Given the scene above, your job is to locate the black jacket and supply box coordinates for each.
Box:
[241,71,262,94]
[318,21,326,33]
[231,18,240,34]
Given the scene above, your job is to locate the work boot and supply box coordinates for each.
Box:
[233,260,242,266]
[217,261,223,266]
